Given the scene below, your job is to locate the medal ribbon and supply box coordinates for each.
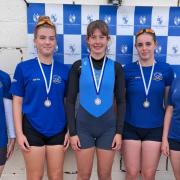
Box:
[89,56,106,95]
[139,61,155,97]
[37,57,54,96]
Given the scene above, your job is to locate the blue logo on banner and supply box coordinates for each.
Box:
[87,15,93,23]
[69,14,76,23]
[157,16,163,25]
[174,16,180,26]
[172,45,178,54]
[33,14,40,22]
[99,6,117,35]
[63,5,81,34]
[27,3,45,33]
[168,7,180,36]
[69,44,76,54]
[104,15,111,24]
[134,6,152,34]
[120,45,128,54]
[139,16,146,25]
[51,14,58,23]
[122,16,129,24]
[116,36,133,64]
[155,45,162,54]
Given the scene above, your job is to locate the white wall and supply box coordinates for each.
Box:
[0,0,179,74]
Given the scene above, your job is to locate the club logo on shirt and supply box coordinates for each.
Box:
[53,75,61,84]
[153,72,163,81]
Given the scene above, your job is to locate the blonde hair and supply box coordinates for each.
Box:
[34,16,56,38]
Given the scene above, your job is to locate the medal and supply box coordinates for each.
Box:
[143,99,150,108]
[95,97,101,105]
[44,98,51,107]
[37,57,54,108]
[89,56,106,106]
[139,61,155,109]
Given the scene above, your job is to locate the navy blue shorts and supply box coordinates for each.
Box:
[0,146,7,166]
[123,122,163,142]
[22,117,66,146]
[169,138,180,151]
[76,105,116,150]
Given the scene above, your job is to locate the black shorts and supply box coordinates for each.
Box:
[22,117,67,147]
[123,122,162,142]
[0,146,7,166]
[169,138,180,151]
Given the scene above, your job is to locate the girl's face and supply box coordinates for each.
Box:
[135,33,157,62]
[87,28,109,58]
[34,27,56,57]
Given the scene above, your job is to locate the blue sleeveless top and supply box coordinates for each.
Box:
[79,57,115,117]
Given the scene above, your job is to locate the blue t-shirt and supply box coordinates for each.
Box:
[168,78,180,141]
[10,58,69,137]
[0,70,12,147]
[124,61,174,128]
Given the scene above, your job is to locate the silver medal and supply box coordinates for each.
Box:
[143,99,150,108]
[95,97,101,105]
[139,61,155,109]
[37,57,54,109]
[89,56,106,107]
[44,99,51,107]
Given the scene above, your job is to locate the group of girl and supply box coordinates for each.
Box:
[0,16,179,180]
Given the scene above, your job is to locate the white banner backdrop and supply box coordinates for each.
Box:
[27,4,180,77]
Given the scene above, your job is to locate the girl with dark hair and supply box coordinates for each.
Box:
[67,20,126,180]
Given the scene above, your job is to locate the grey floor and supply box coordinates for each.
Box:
[1,145,175,180]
